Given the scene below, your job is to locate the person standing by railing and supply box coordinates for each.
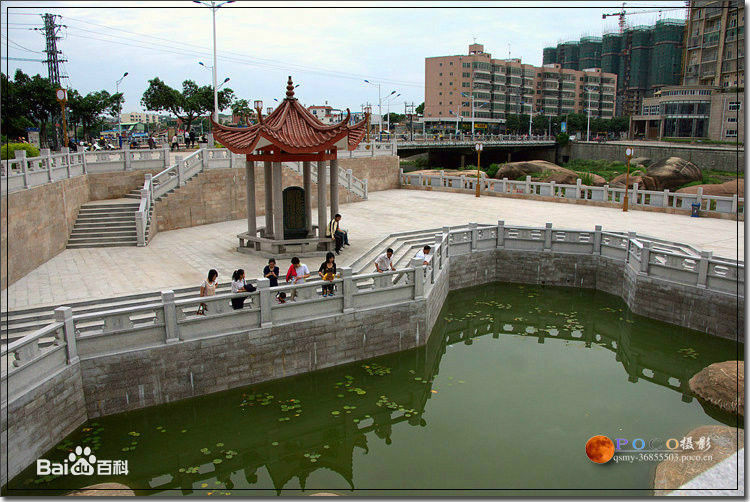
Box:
[286,257,310,301]
[263,258,279,287]
[197,269,219,315]
[318,252,337,297]
[171,134,179,151]
[230,269,255,310]
[374,248,395,273]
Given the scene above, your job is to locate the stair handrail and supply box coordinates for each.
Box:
[151,149,203,200]
[135,174,153,246]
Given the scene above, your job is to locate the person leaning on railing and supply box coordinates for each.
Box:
[230,269,255,310]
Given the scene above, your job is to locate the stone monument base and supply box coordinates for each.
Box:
[237,226,335,259]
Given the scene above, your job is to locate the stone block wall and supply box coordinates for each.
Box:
[155,156,400,232]
[79,299,425,418]
[1,364,87,488]
[1,175,90,290]
[88,170,159,200]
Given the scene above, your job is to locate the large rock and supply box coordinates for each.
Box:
[631,156,652,168]
[653,425,743,495]
[609,170,659,191]
[646,157,702,190]
[689,361,744,416]
[546,171,607,186]
[493,160,569,180]
[66,483,135,496]
[676,178,744,197]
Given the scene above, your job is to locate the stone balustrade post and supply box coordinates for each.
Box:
[640,241,651,274]
[161,290,179,344]
[363,179,368,199]
[257,278,272,327]
[576,178,582,199]
[593,225,602,255]
[175,155,184,186]
[207,132,214,148]
[497,220,505,249]
[341,267,354,312]
[697,250,712,288]
[61,147,71,179]
[43,148,53,181]
[54,307,79,365]
[603,184,610,202]
[549,181,556,197]
[626,231,637,263]
[525,175,532,194]
[410,258,425,300]
[469,222,478,250]
[200,143,209,171]
[663,189,670,208]
[460,175,466,189]
[501,177,508,193]
[163,147,170,169]
[544,222,553,251]
[632,182,639,205]
[417,173,423,187]
[123,143,132,171]
[696,186,704,206]
[15,150,29,188]
[346,169,353,194]
[144,173,153,205]
[732,194,738,214]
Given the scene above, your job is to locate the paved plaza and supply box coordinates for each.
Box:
[2,189,743,311]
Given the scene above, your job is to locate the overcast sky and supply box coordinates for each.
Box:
[3,0,687,116]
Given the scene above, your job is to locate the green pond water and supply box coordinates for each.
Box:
[8,283,742,496]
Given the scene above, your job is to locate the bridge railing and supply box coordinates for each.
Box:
[400,171,744,217]
[396,134,553,146]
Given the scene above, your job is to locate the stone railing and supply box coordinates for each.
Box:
[135,174,153,246]
[151,148,205,200]
[0,146,172,194]
[397,134,553,147]
[401,171,744,217]
[282,161,368,199]
[3,220,743,402]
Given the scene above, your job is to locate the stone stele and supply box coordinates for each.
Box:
[653,425,743,495]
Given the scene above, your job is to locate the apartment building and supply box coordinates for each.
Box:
[629,85,743,142]
[424,44,617,133]
[119,112,162,124]
[683,0,744,88]
[308,105,346,125]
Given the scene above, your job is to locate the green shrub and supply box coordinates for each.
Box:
[483,163,500,178]
[556,132,570,147]
[414,156,429,168]
[579,171,594,186]
[1,142,40,160]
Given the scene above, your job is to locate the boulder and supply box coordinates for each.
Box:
[676,178,744,197]
[493,160,570,180]
[609,170,659,191]
[646,157,702,190]
[631,156,652,167]
[689,361,744,416]
[66,483,135,496]
[653,425,743,495]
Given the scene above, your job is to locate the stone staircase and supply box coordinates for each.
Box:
[67,200,147,249]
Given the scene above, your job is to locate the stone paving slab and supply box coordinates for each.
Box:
[2,189,743,312]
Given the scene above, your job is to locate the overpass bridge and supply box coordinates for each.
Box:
[393,134,558,167]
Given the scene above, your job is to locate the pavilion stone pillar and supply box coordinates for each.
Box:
[303,161,313,237]
[330,157,339,217]
[317,160,328,238]
[245,158,256,236]
[264,161,273,238]
[272,162,284,240]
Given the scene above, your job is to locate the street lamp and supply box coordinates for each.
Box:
[623,147,633,212]
[474,142,483,198]
[461,92,475,138]
[384,92,400,134]
[194,0,234,121]
[115,71,128,141]
[585,86,596,142]
[254,100,263,122]
[364,80,392,134]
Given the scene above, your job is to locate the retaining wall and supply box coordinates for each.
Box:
[155,156,399,232]
[568,142,744,172]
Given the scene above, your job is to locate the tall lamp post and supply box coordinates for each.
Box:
[405,102,414,141]
[364,80,385,134]
[56,88,69,147]
[383,91,400,134]
[585,86,595,142]
[475,142,483,197]
[115,72,128,140]
[194,0,234,122]
[623,147,633,212]
[364,105,372,144]
[461,92,475,138]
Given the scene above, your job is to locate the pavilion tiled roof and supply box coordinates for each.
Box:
[210,76,369,155]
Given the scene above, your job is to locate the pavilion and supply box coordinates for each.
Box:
[211,76,369,256]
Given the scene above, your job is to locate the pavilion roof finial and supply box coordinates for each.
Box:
[286,76,295,99]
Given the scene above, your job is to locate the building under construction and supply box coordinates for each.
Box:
[543,19,685,115]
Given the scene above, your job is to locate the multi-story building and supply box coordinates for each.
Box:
[119,111,161,124]
[544,19,685,116]
[629,85,743,142]
[682,0,744,89]
[307,104,346,125]
[424,44,617,133]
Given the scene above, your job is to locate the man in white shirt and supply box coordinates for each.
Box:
[374,248,396,273]
[414,245,432,266]
[288,256,311,300]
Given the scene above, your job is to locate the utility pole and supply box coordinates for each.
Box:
[39,13,67,149]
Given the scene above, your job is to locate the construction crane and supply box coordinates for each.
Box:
[603,3,688,33]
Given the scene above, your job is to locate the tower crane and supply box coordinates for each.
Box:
[602,3,688,33]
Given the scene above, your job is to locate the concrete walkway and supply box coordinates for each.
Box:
[2,189,743,311]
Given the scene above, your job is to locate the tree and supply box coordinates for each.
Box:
[7,70,60,147]
[1,72,34,140]
[141,78,234,132]
[532,114,549,134]
[231,98,253,125]
[68,89,122,140]
[415,102,425,115]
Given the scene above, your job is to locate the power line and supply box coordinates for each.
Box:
[1,36,43,53]
[1,56,44,62]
